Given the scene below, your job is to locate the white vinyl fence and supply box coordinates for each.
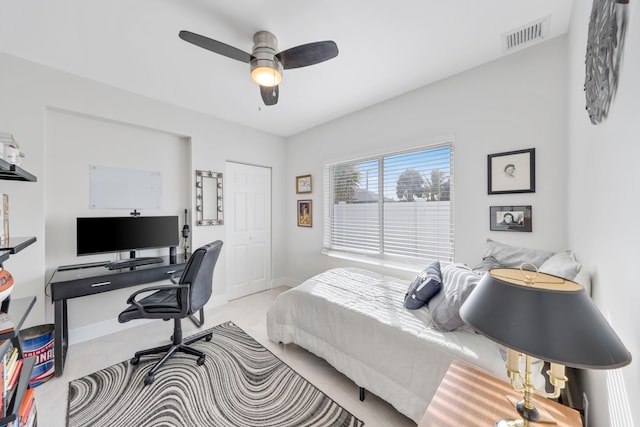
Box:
[329,200,453,263]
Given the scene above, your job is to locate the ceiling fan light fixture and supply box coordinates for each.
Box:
[179,28,337,105]
[251,63,282,87]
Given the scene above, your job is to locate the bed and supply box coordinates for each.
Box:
[266,240,587,423]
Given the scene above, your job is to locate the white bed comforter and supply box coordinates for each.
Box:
[266,267,508,423]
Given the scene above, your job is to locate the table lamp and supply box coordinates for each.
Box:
[460,265,632,427]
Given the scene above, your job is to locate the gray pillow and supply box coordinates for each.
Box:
[427,264,481,331]
[539,250,582,281]
[483,239,554,269]
[472,255,502,275]
[404,261,442,309]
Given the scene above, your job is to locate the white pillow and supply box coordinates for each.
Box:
[428,264,481,331]
[483,239,554,269]
[539,250,582,281]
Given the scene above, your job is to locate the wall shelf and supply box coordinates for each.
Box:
[0,158,37,182]
[0,237,36,255]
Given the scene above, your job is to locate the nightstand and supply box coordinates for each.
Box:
[419,360,583,427]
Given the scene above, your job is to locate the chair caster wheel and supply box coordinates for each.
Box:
[144,374,155,385]
[130,357,140,365]
[197,356,205,365]
[205,334,212,342]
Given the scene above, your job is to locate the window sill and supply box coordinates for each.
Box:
[321,249,425,274]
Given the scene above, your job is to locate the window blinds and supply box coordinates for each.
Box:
[324,143,454,265]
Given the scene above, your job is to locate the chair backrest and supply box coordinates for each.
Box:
[180,240,223,313]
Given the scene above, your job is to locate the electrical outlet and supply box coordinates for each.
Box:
[582,392,589,427]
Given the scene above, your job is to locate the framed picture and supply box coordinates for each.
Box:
[297,200,312,227]
[296,174,312,194]
[487,148,535,194]
[490,205,532,232]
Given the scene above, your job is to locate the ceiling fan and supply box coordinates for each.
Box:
[178,30,339,106]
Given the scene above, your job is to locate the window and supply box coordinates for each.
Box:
[323,142,454,265]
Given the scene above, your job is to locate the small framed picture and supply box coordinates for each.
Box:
[297,200,312,227]
[487,148,535,194]
[490,205,532,232]
[296,174,312,194]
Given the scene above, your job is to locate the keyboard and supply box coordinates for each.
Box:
[58,261,109,271]
[106,257,163,270]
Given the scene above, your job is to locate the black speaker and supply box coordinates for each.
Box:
[169,246,177,264]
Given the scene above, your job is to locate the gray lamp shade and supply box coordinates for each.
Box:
[459,268,631,369]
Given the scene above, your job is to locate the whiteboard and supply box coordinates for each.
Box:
[90,165,162,209]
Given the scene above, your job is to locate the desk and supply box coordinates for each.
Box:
[49,256,186,377]
[419,360,582,427]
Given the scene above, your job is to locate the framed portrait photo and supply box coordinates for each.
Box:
[297,200,312,227]
[296,174,312,194]
[487,148,535,194]
[490,205,532,232]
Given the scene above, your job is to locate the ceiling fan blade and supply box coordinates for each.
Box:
[260,85,279,106]
[179,30,252,63]
[276,41,338,70]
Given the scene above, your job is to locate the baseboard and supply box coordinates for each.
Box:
[69,317,153,346]
[272,277,300,288]
[68,294,228,346]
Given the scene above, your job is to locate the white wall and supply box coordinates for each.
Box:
[0,51,287,337]
[567,2,639,426]
[44,109,190,330]
[285,37,569,283]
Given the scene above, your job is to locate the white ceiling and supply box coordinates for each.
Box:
[0,0,574,137]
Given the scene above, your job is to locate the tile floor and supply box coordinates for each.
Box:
[34,287,417,427]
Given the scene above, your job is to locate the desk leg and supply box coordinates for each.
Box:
[54,299,68,377]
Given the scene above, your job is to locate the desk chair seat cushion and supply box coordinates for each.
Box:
[118,288,184,323]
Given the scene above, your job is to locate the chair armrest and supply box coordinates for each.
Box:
[126,283,190,317]
[168,270,181,285]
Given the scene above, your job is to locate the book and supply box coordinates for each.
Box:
[0,312,15,334]
[24,402,37,427]
[4,346,18,384]
[0,346,3,417]
[18,387,34,422]
[6,358,23,392]
[1,193,8,244]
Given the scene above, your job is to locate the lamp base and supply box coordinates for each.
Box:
[494,397,541,427]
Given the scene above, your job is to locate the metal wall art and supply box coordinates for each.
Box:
[585,0,629,124]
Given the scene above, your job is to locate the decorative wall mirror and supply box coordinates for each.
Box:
[195,170,223,225]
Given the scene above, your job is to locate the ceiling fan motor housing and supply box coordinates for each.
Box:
[250,31,283,86]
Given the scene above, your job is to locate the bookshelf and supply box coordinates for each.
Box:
[0,159,36,183]
[0,163,38,426]
[0,297,37,426]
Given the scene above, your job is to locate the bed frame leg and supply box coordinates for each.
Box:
[359,387,365,401]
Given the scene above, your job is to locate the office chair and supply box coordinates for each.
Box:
[118,240,223,385]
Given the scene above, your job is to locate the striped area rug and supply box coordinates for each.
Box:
[67,321,363,427]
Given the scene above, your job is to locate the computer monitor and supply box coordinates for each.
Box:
[76,216,179,256]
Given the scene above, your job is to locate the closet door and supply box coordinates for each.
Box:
[225,162,272,300]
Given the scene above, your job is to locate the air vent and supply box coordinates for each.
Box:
[502,16,550,53]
